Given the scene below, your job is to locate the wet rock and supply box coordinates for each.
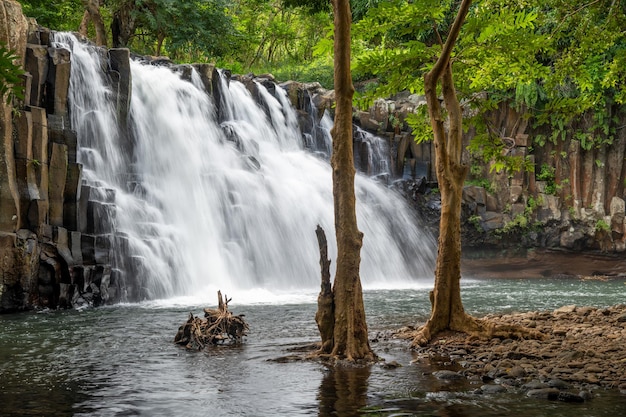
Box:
[507,366,526,378]
[554,305,577,314]
[547,379,570,389]
[432,370,464,380]
[555,392,585,403]
[526,388,560,399]
[381,360,402,369]
[480,384,506,394]
[523,380,549,390]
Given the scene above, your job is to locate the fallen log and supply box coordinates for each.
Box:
[174,291,249,350]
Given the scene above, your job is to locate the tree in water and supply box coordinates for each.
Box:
[314,0,376,363]
[412,0,544,346]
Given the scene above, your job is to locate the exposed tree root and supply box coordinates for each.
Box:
[174,291,248,350]
[410,313,546,348]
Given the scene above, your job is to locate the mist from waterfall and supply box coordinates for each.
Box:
[54,33,437,303]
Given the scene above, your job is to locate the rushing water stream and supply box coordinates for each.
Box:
[51,32,436,302]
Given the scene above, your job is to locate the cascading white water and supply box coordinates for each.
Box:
[55,33,437,302]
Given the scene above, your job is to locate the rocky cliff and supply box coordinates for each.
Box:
[0,2,341,312]
[346,94,626,255]
[2,0,624,311]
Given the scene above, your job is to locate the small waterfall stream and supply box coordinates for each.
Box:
[54,33,436,302]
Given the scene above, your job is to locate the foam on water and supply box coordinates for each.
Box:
[53,32,437,303]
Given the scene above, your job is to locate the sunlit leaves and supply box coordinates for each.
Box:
[0,44,25,104]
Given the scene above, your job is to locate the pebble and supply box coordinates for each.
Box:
[526,388,560,399]
[401,304,626,402]
[432,370,463,380]
[480,384,507,394]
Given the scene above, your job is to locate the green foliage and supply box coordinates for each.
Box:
[405,105,433,144]
[19,0,84,31]
[0,44,25,104]
[349,0,626,181]
[126,0,241,60]
[595,218,610,232]
[536,163,561,195]
[526,195,543,215]
[501,214,529,233]
[266,57,334,88]
[468,214,482,232]
[465,177,494,194]
[227,0,331,76]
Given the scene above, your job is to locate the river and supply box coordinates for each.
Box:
[2,278,625,416]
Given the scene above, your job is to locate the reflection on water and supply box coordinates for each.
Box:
[318,365,370,417]
[1,280,626,416]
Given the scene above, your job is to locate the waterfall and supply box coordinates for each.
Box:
[53,33,436,302]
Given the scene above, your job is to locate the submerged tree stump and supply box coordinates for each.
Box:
[174,291,249,350]
[315,225,334,353]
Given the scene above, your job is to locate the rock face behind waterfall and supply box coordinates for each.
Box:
[0,4,377,312]
[0,2,135,310]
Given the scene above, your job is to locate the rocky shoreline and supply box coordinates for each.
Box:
[397,304,626,402]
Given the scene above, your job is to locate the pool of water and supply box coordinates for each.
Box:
[1,278,625,416]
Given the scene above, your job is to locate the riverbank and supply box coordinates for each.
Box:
[397,304,626,402]
[461,248,626,279]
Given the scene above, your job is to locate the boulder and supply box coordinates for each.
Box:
[610,196,625,235]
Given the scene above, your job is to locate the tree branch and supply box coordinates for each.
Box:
[429,0,472,80]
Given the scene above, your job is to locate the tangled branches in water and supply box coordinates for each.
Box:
[174,291,249,350]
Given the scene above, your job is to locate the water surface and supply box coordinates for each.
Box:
[2,278,625,416]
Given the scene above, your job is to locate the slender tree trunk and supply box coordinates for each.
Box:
[327,0,374,362]
[111,3,137,48]
[79,10,89,37]
[156,34,165,57]
[412,0,472,346]
[412,0,545,347]
[80,0,107,47]
[315,225,334,353]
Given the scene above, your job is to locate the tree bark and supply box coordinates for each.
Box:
[78,11,89,37]
[315,225,334,353]
[111,3,137,48]
[412,0,544,346]
[319,0,374,362]
[80,0,107,47]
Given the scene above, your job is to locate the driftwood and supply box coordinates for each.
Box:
[174,291,249,350]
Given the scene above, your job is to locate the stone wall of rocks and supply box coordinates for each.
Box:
[0,3,343,312]
[345,88,626,254]
[0,0,129,311]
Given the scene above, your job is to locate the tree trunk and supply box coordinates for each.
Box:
[411,0,472,346]
[315,225,334,353]
[80,0,107,47]
[412,0,545,347]
[111,3,137,48]
[327,0,374,362]
[156,33,165,57]
[78,10,89,37]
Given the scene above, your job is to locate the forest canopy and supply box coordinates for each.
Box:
[16,0,626,150]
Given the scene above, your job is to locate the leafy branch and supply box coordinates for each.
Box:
[0,43,25,105]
